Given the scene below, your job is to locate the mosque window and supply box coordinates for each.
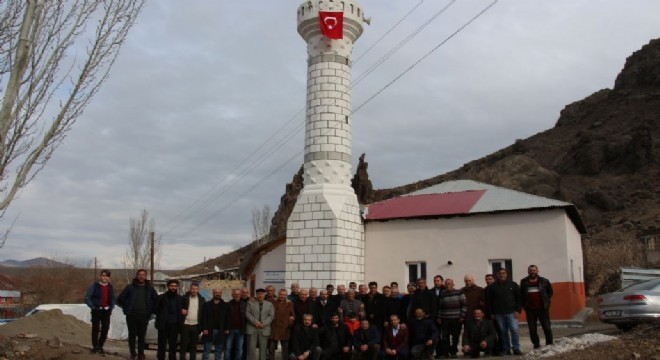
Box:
[489,259,512,277]
[406,261,426,285]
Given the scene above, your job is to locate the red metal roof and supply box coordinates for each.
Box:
[366,190,486,221]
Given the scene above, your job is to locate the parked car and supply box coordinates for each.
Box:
[597,278,660,331]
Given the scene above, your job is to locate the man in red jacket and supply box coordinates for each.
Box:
[382,314,409,359]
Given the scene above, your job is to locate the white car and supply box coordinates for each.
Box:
[597,278,660,331]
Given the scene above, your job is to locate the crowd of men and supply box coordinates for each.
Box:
[84,265,554,360]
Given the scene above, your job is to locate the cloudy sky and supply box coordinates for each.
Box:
[1,1,658,269]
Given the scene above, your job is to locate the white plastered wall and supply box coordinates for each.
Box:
[253,243,287,292]
[364,209,579,287]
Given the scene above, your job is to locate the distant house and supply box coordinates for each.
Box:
[168,268,241,300]
[242,180,587,320]
[364,180,586,320]
[0,274,22,321]
[240,237,286,296]
[151,271,171,294]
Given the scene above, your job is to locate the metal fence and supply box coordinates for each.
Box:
[621,267,660,288]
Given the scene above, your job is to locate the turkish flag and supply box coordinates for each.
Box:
[319,11,343,39]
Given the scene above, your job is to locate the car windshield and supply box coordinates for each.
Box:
[620,278,660,292]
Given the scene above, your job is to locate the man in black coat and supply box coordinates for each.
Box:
[225,288,247,360]
[430,275,445,358]
[462,308,497,358]
[485,268,523,356]
[381,286,401,328]
[320,312,352,359]
[201,288,230,360]
[411,278,436,321]
[117,269,158,360]
[353,319,381,360]
[289,313,322,360]
[520,265,554,349]
[400,283,417,324]
[294,289,317,327]
[408,308,439,359]
[314,289,338,328]
[363,282,386,330]
[155,279,184,360]
[331,284,347,306]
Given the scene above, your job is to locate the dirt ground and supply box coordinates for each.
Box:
[0,309,658,360]
[539,324,660,360]
[0,309,123,359]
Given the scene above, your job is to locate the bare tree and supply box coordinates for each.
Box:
[251,204,271,245]
[123,209,159,280]
[0,0,146,247]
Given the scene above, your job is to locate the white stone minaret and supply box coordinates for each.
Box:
[286,0,367,289]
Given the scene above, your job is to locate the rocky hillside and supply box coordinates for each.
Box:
[363,38,659,295]
[199,38,659,296]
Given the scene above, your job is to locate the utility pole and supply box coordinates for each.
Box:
[150,231,155,282]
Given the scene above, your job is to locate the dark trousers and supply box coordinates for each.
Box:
[410,344,433,359]
[158,322,180,360]
[269,339,289,360]
[353,344,380,360]
[127,315,149,356]
[180,324,200,360]
[289,346,322,360]
[91,309,111,350]
[434,321,443,356]
[441,318,462,355]
[465,340,493,358]
[322,346,352,359]
[526,308,553,347]
[380,346,410,359]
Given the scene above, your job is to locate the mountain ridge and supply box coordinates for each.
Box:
[0,257,72,268]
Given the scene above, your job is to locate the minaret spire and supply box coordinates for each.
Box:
[286,0,368,289]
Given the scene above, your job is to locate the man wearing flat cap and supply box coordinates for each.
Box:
[246,288,275,360]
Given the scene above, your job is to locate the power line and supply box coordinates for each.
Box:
[354,0,499,114]
[353,0,424,65]
[354,0,456,86]
[160,108,304,237]
[175,150,302,239]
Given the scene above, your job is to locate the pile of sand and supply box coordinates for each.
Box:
[0,309,90,346]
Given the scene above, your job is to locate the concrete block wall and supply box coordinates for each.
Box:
[286,189,364,288]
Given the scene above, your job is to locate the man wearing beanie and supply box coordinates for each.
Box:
[155,279,184,360]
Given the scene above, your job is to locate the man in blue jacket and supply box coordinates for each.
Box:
[117,269,159,360]
[85,269,115,355]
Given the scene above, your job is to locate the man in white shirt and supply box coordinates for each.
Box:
[181,283,205,360]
